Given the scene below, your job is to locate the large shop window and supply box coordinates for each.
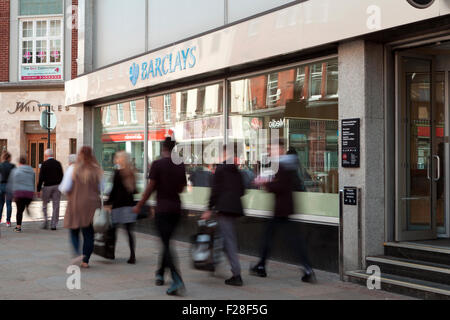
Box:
[92,58,339,219]
[19,16,63,81]
[94,100,146,194]
[228,58,339,218]
[147,83,224,207]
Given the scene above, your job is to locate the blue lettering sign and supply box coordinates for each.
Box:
[131,46,198,86]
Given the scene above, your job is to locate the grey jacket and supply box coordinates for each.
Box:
[8,165,36,193]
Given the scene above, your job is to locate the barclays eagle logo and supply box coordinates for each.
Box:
[129,63,139,86]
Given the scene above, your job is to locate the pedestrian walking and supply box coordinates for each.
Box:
[202,144,246,286]
[0,151,16,227]
[134,137,187,296]
[61,147,103,268]
[37,149,64,230]
[8,157,35,233]
[250,140,316,283]
[105,151,137,264]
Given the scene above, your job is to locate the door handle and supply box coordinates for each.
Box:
[433,155,441,182]
[427,156,431,180]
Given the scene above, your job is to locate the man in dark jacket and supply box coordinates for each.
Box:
[0,151,15,227]
[37,149,64,230]
[251,141,315,283]
[202,144,246,287]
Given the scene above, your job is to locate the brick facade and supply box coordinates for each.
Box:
[71,0,78,79]
[0,0,10,82]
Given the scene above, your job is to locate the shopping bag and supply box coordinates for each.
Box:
[191,219,222,271]
[93,207,111,233]
[93,228,115,260]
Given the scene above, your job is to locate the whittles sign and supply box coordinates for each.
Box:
[8,100,70,114]
[129,46,197,86]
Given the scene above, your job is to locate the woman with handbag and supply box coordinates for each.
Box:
[105,151,138,264]
[62,146,103,268]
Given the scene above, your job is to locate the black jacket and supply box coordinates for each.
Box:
[106,169,136,209]
[37,158,64,192]
[208,162,245,217]
[0,162,15,184]
[266,161,295,218]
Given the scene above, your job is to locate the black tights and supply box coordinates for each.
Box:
[111,223,136,260]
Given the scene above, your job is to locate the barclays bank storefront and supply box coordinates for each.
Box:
[65,0,450,281]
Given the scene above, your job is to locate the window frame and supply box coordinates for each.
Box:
[266,72,280,106]
[164,94,172,123]
[130,101,138,124]
[18,15,64,82]
[117,104,125,125]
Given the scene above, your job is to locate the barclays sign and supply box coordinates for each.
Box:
[129,46,197,86]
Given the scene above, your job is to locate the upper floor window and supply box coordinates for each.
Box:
[19,17,63,81]
[130,101,138,124]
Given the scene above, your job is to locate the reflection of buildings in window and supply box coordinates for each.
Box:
[130,101,138,123]
[164,94,172,123]
[147,98,153,123]
[266,73,279,106]
[105,106,111,126]
[117,104,125,125]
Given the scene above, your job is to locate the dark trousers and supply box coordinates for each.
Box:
[155,212,181,280]
[111,223,135,258]
[70,225,95,264]
[0,183,12,222]
[258,216,312,272]
[15,198,32,226]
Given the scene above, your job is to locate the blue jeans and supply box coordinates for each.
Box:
[0,183,12,223]
[70,225,95,264]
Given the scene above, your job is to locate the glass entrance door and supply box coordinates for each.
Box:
[396,52,445,241]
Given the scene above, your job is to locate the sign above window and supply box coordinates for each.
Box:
[20,0,63,16]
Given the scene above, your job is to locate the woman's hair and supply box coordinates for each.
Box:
[1,151,11,162]
[114,151,136,193]
[74,146,102,184]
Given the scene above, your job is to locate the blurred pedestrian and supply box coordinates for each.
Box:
[0,151,15,227]
[134,137,187,296]
[202,144,246,286]
[61,147,103,268]
[105,151,137,264]
[250,140,316,283]
[8,157,35,233]
[37,149,64,230]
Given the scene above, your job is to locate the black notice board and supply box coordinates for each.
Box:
[342,118,360,168]
[344,187,358,206]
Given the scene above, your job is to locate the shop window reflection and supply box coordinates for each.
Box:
[228,58,339,196]
[94,100,146,194]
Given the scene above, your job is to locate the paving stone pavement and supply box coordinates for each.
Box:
[0,213,414,300]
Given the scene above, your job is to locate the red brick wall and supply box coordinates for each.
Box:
[71,0,78,79]
[0,0,10,82]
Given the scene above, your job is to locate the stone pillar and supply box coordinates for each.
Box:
[77,0,94,75]
[76,104,93,148]
[338,40,385,272]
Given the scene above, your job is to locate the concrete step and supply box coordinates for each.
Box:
[384,242,450,266]
[366,256,450,286]
[346,270,450,300]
